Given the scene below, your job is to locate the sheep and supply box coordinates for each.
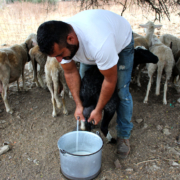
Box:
[0,33,37,114]
[159,34,180,93]
[133,32,144,39]
[132,22,163,87]
[80,66,119,143]
[80,49,158,143]
[45,56,70,117]
[29,45,47,89]
[142,22,175,105]
[159,34,180,59]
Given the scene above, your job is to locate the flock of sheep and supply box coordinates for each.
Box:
[0,21,180,121]
[134,21,180,105]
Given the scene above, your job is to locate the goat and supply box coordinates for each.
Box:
[0,33,37,114]
[80,48,158,143]
[45,56,71,117]
[141,22,175,105]
[29,45,47,89]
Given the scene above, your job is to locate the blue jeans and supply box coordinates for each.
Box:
[79,35,134,139]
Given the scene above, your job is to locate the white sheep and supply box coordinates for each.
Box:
[45,56,70,117]
[133,32,144,39]
[0,33,37,114]
[141,22,175,105]
[159,34,180,93]
[160,34,180,59]
[29,45,47,89]
[132,23,155,87]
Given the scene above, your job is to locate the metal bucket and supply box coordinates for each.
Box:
[57,131,103,180]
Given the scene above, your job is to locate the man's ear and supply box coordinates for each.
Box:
[67,34,75,45]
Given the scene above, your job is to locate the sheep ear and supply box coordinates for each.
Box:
[32,39,37,47]
[139,24,148,28]
[154,25,162,30]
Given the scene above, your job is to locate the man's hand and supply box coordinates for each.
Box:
[88,109,102,125]
[74,104,85,122]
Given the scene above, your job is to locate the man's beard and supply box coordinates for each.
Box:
[63,43,78,60]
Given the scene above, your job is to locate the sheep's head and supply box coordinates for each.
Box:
[25,33,38,51]
[139,21,162,34]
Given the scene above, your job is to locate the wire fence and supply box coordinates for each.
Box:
[0,22,39,46]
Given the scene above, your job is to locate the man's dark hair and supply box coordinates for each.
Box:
[37,20,72,55]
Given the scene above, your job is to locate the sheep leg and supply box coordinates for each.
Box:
[47,81,57,117]
[22,66,27,91]
[143,75,153,104]
[37,73,45,89]
[61,97,68,115]
[137,64,145,87]
[1,84,13,114]
[163,78,168,105]
[60,86,68,115]
[53,78,62,111]
[17,79,20,91]
[38,66,46,89]
[101,110,116,143]
[32,58,40,87]
[163,72,171,105]
[144,65,157,103]
[155,66,163,96]
[137,69,142,87]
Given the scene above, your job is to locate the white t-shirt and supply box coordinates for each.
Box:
[61,9,132,70]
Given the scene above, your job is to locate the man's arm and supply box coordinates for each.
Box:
[61,61,84,120]
[88,65,117,125]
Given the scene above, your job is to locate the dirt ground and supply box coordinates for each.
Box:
[1,64,180,180]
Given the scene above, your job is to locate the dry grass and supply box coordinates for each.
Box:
[0,1,180,46]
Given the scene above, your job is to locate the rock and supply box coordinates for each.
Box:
[142,123,148,129]
[16,115,21,119]
[126,168,133,171]
[33,159,39,164]
[152,164,160,171]
[169,161,179,166]
[0,120,6,124]
[166,146,180,156]
[163,128,171,135]
[114,159,121,169]
[177,98,180,103]
[156,125,163,131]
[27,158,32,161]
[101,177,107,180]
[136,119,143,124]
[0,145,10,155]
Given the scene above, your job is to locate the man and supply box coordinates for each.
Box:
[37,9,134,159]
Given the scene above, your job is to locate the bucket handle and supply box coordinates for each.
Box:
[60,149,68,156]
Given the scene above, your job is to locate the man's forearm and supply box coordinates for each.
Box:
[64,68,82,107]
[95,78,116,112]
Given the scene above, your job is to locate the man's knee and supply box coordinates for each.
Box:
[118,85,131,101]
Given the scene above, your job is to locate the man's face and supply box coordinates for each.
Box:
[51,42,78,63]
